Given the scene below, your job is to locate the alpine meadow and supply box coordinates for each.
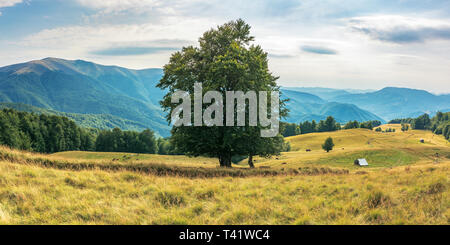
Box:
[0,1,449,230]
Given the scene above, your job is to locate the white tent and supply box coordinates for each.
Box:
[355,158,369,166]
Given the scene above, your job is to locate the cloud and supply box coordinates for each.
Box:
[268,53,296,58]
[349,15,450,43]
[91,46,179,56]
[0,0,22,8]
[20,21,205,49]
[76,0,203,16]
[0,0,22,15]
[301,45,337,55]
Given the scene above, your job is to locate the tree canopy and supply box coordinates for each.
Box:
[0,108,95,153]
[322,137,335,152]
[157,19,288,167]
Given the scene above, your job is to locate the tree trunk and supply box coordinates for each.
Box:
[248,154,255,168]
[219,153,232,168]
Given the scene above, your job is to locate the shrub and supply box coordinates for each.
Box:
[426,180,446,194]
[156,191,185,207]
[366,190,391,208]
[195,189,215,200]
[365,210,385,223]
[64,177,86,189]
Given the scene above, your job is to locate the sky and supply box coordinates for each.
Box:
[0,0,450,93]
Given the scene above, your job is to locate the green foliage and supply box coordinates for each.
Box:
[157,19,287,167]
[444,124,450,140]
[401,123,409,132]
[289,117,377,137]
[298,120,316,134]
[344,120,359,129]
[322,137,334,152]
[412,114,431,130]
[281,122,301,137]
[95,128,158,154]
[389,118,414,124]
[394,111,450,141]
[344,120,379,130]
[429,112,450,140]
[0,102,155,134]
[156,138,180,155]
[317,116,339,132]
[360,121,374,130]
[0,108,178,155]
[0,108,95,153]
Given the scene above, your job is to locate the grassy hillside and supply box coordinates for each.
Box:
[248,126,449,170]
[0,127,448,224]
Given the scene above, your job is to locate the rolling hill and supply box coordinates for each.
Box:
[0,125,448,224]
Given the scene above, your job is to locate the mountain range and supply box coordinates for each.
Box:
[330,87,450,120]
[280,89,385,123]
[0,58,170,136]
[0,58,448,135]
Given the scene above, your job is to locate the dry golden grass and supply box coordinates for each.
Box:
[0,126,448,224]
[0,159,447,224]
[248,128,450,170]
[51,151,219,168]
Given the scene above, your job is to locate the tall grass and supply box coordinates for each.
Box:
[0,157,447,224]
[0,146,348,178]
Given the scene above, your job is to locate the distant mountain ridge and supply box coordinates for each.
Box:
[281,87,375,100]
[330,87,450,120]
[281,89,385,123]
[0,58,447,134]
[0,58,170,137]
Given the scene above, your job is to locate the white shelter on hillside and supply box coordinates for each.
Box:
[354,158,369,166]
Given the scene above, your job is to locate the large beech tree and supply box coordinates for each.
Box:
[157,19,287,167]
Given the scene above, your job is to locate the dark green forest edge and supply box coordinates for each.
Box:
[280,117,381,137]
[0,102,151,132]
[389,112,450,140]
[0,108,173,154]
[1,107,448,157]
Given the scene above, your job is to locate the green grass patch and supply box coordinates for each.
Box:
[310,149,419,168]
